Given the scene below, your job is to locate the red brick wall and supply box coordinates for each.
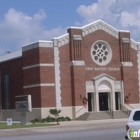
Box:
[22,46,55,108]
[22,48,40,67]
[39,47,54,63]
[39,47,55,107]
[122,48,139,103]
[40,67,54,83]
[71,66,86,106]
[67,28,139,105]
[23,67,40,85]
[40,86,55,107]
[0,58,23,109]
[59,44,72,106]
[83,30,121,81]
[68,28,86,106]
[23,87,41,108]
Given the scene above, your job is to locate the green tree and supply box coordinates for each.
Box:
[49,109,61,125]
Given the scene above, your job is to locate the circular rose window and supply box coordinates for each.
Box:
[91,40,112,66]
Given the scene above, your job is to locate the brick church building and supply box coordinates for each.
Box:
[0,20,140,121]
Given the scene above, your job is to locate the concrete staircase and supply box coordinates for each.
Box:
[76,112,112,120]
[76,110,128,120]
[113,110,129,119]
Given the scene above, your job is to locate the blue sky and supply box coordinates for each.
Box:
[0,0,140,56]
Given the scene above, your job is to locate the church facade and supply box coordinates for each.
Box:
[0,20,140,121]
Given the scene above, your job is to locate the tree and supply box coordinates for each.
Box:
[49,109,61,125]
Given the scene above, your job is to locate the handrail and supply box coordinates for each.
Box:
[107,107,114,118]
[127,104,134,109]
[120,104,131,116]
[76,106,85,114]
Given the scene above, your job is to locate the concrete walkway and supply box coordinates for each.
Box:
[59,118,128,126]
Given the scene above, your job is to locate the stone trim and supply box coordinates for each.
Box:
[131,39,139,51]
[71,61,85,66]
[121,62,133,67]
[23,63,54,70]
[82,20,119,39]
[22,41,53,52]
[53,39,62,107]
[53,33,69,47]
[93,73,116,81]
[122,38,130,43]
[23,83,55,89]
[73,35,82,40]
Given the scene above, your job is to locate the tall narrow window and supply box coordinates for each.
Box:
[4,74,10,109]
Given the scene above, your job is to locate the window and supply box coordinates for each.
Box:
[91,40,112,66]
[4,74,10,109]
[133,111,140,121]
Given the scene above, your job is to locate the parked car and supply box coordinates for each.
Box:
[125,109,140,140]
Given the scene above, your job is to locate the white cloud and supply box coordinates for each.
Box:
[76,0,140,42]
[0,8,66,56]
[76,0,116,23]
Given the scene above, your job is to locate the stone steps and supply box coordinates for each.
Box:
[76,112,112,120]
[76,110,128,120]
[113,111,128,119]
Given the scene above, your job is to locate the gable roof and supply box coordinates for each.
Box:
[69,19,140,50]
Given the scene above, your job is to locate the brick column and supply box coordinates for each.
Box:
[68,28,86,118]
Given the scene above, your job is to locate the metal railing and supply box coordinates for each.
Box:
[107,107,114,118]
[76,106,85,114]
[120,104,131,116]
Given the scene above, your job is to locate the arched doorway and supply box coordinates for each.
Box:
[98,81,111,111]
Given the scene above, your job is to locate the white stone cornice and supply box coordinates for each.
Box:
[122,38,129,43]
[131,39,139,51]
[22,41,53,52]
[93,73,116,81]
[23,63,54,70]
[82,20,119,39]
[121,62,133,67]
[73,35,82,40]
[23,83,55,89]
[71,61,85,66]
[53,33,69,47]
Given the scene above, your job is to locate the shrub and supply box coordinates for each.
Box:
[49,109,61,125]
[34,118,42,123]
[46,116,55,122]
[30,119,36,124]
[65,117,71,121]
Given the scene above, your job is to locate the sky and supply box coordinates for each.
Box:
[0,0,140,56]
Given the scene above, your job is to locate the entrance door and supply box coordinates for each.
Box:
[88,93,92,111]
[99,93,108,111]
[115,92,120,110]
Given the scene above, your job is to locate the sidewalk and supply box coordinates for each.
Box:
[59,118,128,126]
[0,118,128,135]
[0,118,128,132]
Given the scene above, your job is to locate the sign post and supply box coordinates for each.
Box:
[7,118,12,126]
[15,95,32,125]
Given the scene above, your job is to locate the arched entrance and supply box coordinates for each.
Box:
[98,81,111,111]
[86,73,124,112]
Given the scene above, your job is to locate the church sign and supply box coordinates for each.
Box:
[85,67,120,71]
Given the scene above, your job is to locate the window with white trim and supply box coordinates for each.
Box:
[91,40,112,66]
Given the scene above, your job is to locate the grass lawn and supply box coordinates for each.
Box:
[0,122,57,129]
